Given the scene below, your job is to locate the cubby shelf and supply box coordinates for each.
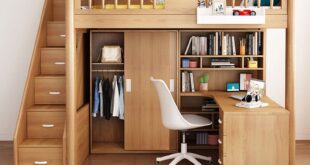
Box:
[180,55,264,58]
[180,68,264,71]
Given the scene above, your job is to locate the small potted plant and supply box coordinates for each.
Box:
[199,74,209,91]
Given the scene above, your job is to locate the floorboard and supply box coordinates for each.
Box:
[1,141,309,165]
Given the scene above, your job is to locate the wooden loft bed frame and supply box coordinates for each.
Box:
[66,0,294,165]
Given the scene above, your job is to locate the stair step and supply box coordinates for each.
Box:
[28,105,65,112]
[47,21,65,47]
[41,48,66,75]
[34,75,66,105]
[19,139,62,148]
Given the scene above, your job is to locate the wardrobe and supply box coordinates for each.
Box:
[90,30,178,153]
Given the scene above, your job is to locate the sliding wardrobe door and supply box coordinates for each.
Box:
[124,31,177,150]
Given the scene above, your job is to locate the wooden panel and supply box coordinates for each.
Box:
[53,0,65,21]
[41,48,66,75]
[27,112,65,138]
[35,76,66,104]
[76,104,90,165]
[76,31,86,109]
[224,111,289,165]
[75,15,287,29]
[18,148,62,165]
[47,21,66,47]
[124,31,177,150]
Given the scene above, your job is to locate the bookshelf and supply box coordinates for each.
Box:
[177,29,266,161]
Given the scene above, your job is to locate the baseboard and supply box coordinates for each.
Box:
[0,134,13,141]
[296,133,310,140]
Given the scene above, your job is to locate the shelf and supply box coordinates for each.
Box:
[180,68,264,71]
[187,144,219,150]
[92,62,124,65]
[180,55,264,58]
[189,128,219,132]
[181,107,219,115]
[92,70,124,72]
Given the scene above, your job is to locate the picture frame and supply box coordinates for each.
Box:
[212,0,226,15]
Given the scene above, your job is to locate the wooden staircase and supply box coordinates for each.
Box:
[14,0,66,165]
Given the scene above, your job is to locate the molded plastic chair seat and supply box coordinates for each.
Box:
[182,114,212,129]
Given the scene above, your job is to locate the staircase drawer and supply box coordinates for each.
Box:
[27,112,65,138]
[35,76,65,104]
[19,148,62,165]
[41,48,65,75]
[47,22,65,47]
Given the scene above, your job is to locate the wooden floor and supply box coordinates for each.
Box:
[1,141,309,165]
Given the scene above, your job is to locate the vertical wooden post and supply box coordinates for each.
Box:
[270,0,274,9]
[128,0,131,9]
[115,0,118,8]
[89,0,92,9]
[244,0,248,7]
[232,0,235,7]
[257,0,261,8]
[153,0,156,9]
[102,0,105,9]
[66,0,77,165]
[140,0,143,9]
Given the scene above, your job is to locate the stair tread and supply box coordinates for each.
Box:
[19,139,62,148]
[35,75,65,79]
[28,105,65,112]
[47,21,65,24]
[41,47,65,50]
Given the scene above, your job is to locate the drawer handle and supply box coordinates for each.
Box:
[218,159,222,164]
[49,91,61,95]
[218,118,222,124]
[218,139,222,144]
[34,161,48,165]
[54,62,65,65]
[59,34,66,38]
[42,124,55,128]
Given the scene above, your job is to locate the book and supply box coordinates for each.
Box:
[211,58,231,62]
[254,32,258,55]
[208,34,214,55]
[184,36,194,55]
[222,35,227,55]
[215,32,218,55]
[199,37,208,55]
[181,71,186,92]
[258,32,263,55]
[240,73,252,90]
[252,34,256,55]
[228,35,232,55]
[218,32,222,55]
[189,72,195,92]
[232,36,236,55]
[192,36,200,55]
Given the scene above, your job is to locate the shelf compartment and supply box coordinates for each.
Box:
[180,68,263,71]
[181,55,264,58]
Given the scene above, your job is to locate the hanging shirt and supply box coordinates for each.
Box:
[103,79,111,120]
[111,75,120,117]
[99,80,104,118]
[92,77,100,117]
[118,76,125,120]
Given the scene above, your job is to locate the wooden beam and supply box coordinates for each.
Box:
[286,0,295,164]
[66,0,77,165]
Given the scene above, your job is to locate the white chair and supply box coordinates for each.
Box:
[150,77,213,165]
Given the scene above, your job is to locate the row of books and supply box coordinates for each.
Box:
[183,32,263,56]
[201,97,219,112]
[210,58,235,68]
[196,132,209,145]
[181,71,195,92]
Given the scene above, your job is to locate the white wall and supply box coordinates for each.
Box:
[295,0,310,140]
[0,0,44,140]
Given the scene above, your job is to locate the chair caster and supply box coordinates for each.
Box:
[155,161,160,165]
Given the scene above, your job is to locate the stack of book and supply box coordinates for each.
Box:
[183,31,263,56]
[210,58,235,68]
[201,97,219,112]
[181,71,195,92]
[196,132,209,145]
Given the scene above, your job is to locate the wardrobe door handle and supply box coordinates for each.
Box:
[218,159,222,164]
[41,124,55,128]
[169,79,175,92]
[54,62,65,65]
[218,118,222,124]
[49,91,61,95]
[126,79,131,92]
[59,34,66,38]
[34,161,48,165]
[218,139,222,144]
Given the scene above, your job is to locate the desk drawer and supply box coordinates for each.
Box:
[41,48,65,75]
[47,22,65,47]
[27,112,65,138]
[19,148,62,165]
[35,76,65,104]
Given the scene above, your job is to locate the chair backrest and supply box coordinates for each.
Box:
[150,77,191,130]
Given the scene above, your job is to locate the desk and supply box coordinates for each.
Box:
[199,92,289,165]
